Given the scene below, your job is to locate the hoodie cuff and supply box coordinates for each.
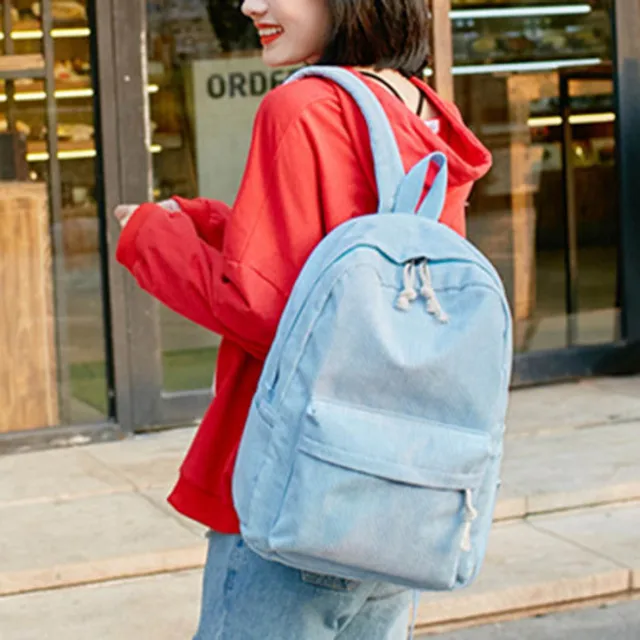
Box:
[115,202,161,269]
[171,195,214,231]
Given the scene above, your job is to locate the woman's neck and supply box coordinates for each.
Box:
[353,67,438,120]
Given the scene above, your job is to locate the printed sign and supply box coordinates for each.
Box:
[189,56,298,203]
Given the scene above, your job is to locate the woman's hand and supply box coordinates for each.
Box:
[114,204,139,228]
[114,199,180,229]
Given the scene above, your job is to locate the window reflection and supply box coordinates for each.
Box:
[451,1,618,352]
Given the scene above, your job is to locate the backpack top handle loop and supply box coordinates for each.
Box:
[393,151,448,222]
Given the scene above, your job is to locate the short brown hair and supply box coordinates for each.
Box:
[318,0,431,77]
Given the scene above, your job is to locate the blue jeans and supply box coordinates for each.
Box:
[194,531,412,639]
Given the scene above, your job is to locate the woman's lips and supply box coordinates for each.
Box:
[257,24,284,47]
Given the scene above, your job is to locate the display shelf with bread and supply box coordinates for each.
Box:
[450,1,611,72]
[25,139,165,162]
[0,81,158,105]
[0,18,89,40]
[0,51,43,78]
[0,0,163,159]
[0,0,169,264]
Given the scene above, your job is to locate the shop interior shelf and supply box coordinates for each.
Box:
[0,78,158,102]
[0,54,45,80]
[0,19,89,40]
[26,139,164,162]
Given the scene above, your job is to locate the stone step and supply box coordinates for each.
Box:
[1,377,638,602]
[0,487,206,597]
[496,419,640,521]
[498,376,640,521]
[423,597,640,640]
[416,501,640,634]
[0,570,203,640]
[2,419,640,599]
[504,376,640,439]
[1,502,638,639]
[0,428,205,597]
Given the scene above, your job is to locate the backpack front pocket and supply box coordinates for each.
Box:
[268,399,495,590]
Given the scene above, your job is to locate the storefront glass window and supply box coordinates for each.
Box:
[144,1,619,390]
[0,0,110,433]
[451,0,618,352]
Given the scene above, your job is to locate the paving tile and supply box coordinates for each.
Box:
[506,380,640,437]
[500,421,640,515]
[428,599,640,640]
[143,487,208,538]
[0,492,205,596]
[532,503,640,589]
[416,521,628,626]
[0,448,131,507]
[0,570,202,640]
[591,375,640,401]
[85,427,196,490]
[493,488,527,521]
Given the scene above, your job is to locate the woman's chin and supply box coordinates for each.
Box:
[263,57,292,68]
[261,47,307,69]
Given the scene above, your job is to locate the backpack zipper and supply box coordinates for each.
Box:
[396,259,449,323]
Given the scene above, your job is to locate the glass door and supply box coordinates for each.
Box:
[449,1,621,362]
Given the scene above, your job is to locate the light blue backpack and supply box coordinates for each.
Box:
[233,67,513,594]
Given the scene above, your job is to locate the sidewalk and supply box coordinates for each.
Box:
[1,376,640,639]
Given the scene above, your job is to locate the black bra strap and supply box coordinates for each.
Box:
[359,71,404,101]
[359,70,427,117]
[416,90,426,117]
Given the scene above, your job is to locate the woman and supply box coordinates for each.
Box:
[115,0,491,637]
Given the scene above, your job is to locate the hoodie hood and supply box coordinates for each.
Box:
[342,70,492,190]
[411,76,492,187]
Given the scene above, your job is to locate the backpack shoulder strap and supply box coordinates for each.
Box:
[287,66,405,214]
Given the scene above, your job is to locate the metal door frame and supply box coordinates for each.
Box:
[94,0,210,432]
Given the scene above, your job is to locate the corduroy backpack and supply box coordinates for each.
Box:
[233,67,512,598]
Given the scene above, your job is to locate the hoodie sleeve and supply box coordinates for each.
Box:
[171,196,230,251]
[116,87,344,361]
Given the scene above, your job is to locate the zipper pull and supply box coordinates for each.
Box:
[396,261,418,310]
[460,489,478,552]
[418,261,449,323]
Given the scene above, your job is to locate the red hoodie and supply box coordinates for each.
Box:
[116,69,492,533]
